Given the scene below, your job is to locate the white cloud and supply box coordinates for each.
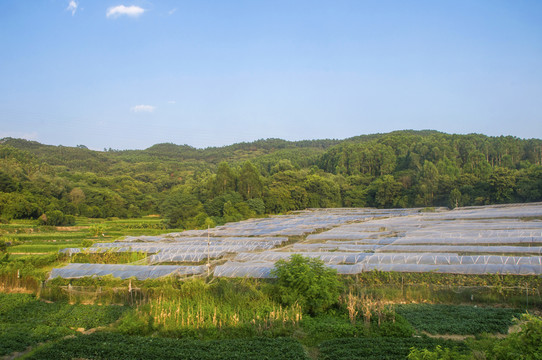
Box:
[168,8,177,15]
[67,1,78,15]
[167,100,176,104]
[131,105,155,113]
[106,5,145,18]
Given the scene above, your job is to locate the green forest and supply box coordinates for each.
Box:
[1,130,541,228]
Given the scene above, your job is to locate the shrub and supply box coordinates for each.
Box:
[491,314,542,359]
[38,210,75,226]
[407,345,470,360]
[271,254,340,315]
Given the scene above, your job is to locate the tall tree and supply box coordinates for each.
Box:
[238,161,263,200]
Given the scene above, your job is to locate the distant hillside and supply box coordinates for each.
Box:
[0,131,541,228]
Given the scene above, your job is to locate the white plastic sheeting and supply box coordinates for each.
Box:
[235,251,373,264]
[78,237,290,266]
[148,251,227,264]
[329,263,542,276]
[53,203,542,279]
[88,243,279,253]
[173,208,419,237]
[212,260,542,278]
[216,203,542,277]
[118,236,288,246]
[293,243,542,254]
[49,263,205,280]
[213,262,275,278]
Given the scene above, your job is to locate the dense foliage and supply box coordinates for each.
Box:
[271,254,340,315]
[1,130,541,227]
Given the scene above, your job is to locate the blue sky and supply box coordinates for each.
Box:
[1,1,541,150]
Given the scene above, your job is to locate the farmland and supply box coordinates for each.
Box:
[1,205,542,359]
[3,1,542,357]
[46,202,542,281]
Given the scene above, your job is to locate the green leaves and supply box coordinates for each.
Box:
[26,333,309,360]
[0,293,127,356]
[271,255,340,315]
[396,304,522,335]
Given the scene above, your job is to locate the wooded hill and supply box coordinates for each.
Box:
[0,130,541,228]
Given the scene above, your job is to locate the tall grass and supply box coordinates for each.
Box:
[114,278,303,338]
[147,294,302,331]
[0,273,39,293]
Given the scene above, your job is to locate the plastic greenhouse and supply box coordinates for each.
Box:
[53,203,542,279]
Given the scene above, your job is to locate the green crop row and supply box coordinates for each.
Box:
[8,243,82,253]
[0,293,127,356]
[24,332,309,360]
[0,293,127,328]
[395,304,523,335]
[318,336,468,360]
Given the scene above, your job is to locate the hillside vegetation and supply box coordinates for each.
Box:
[0,130,541,228]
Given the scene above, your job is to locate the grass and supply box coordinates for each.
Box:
[1,217,541,359]
[7,243,82,253]
[113,278,303,339]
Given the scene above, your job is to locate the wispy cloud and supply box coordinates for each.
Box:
[168,8,177,15]
[131,105,155,113]
[106,5,145,18]
[67,1,78,16]
[167,100,176,104]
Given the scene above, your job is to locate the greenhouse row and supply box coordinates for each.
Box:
[213,259,542,278]
[51,203,542,279]
[293,243,542,254]
[50,263,206,280]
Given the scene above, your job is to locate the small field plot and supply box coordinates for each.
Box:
[25,332,309,360]
[0,293,127,357]
[395,304,523,335]
[318,337,468,360]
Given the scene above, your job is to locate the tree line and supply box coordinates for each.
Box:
[0,130,541,228]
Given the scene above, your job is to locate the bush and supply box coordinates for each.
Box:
[373,314,414,338]
[38,210,75,226]
[407,345,470,360]
[271,254,340,315]
[491,314,542,359]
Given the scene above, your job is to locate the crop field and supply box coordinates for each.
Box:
[47,203,542,280]
[24,332,309,360]
[0,293,127,356]
[1,206,541,359]
[395,304,522,335]
[317,337,468,360]
[0,289,528,360]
